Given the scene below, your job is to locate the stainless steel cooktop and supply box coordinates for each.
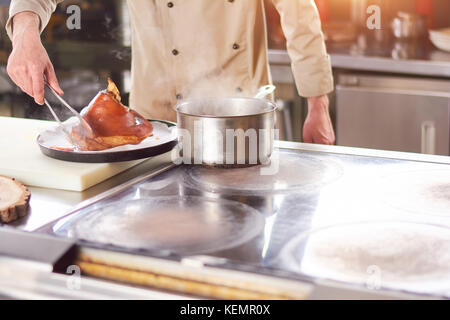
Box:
[41,147,450,298]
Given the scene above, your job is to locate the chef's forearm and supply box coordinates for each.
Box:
[304,95,335,145]
[11,12,40,47]
[271,0,334,97]
[6,1,64,104]
[307,95,329,112]
[6,0,63,40]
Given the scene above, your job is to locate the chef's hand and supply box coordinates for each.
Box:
[6,11,63,105]
[303,95,335,145]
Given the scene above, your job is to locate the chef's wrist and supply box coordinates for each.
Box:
[307,95,329,114]
[11,12,41,47]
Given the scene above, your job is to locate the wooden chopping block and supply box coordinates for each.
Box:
[0,175,30,223]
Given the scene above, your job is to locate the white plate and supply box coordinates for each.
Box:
[37,118,178,163]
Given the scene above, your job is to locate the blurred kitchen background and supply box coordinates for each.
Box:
[0,0,449,155]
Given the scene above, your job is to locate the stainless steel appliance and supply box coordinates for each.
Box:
[34,143,450,299]
[336,73,450,155]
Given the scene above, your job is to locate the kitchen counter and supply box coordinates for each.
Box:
[10,152,173,232]
[5,141,448,300]
[12,142,450,233]
[1,152,199,299]
[269,39,450,78]
[0,141,450,299]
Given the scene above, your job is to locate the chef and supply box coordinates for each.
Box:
[6,0,335,145]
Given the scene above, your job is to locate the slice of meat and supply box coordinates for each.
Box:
[0,176,30,223]
[72,79,153,151]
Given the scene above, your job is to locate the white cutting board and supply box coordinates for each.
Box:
[0,116,145,191]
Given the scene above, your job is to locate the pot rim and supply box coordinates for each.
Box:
[174,97,278,119]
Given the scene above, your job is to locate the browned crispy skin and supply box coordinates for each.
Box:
[72,80,153,151]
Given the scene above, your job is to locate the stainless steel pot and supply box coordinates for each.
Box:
[175,97,277,166]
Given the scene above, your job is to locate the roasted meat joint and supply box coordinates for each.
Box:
[72,79,154,151]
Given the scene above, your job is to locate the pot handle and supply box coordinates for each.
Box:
[254,85,276,100]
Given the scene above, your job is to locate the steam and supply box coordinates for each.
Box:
[182,72,251,101]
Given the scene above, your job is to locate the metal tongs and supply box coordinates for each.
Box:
[44,82,94,151]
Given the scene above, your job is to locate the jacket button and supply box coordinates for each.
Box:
[167,2,174,8]
[232,43,239,50]
[172,49,179,55]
